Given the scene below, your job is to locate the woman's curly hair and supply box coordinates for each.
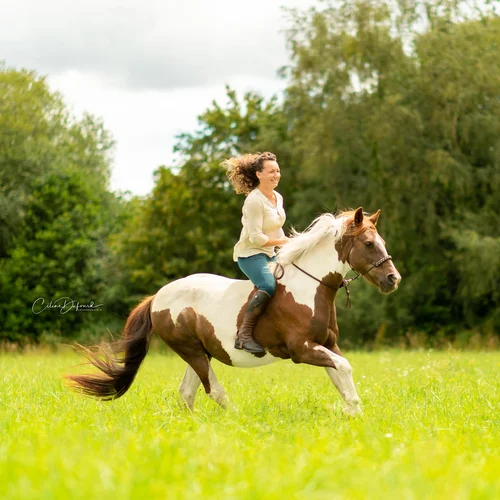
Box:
[222,152,277,195]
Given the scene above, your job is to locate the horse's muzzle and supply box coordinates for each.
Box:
[380,272,401,294]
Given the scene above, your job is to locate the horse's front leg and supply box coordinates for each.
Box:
[325,346,362,416]
[289,341,362,416]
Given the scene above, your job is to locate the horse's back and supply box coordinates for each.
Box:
[152,273,252,320]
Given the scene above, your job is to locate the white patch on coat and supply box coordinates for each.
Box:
[207,365,231,408]
[178,364,201,411]
[319,347,362,415]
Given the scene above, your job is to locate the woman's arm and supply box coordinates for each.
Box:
[245,197,269,246]
[263,225,288,247]
[262,236,289,247]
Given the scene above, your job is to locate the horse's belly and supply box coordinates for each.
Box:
[217,343,282,368]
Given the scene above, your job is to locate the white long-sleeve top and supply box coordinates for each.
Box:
[233,188,286,261]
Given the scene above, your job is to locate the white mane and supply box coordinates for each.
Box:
[277,213,347,266]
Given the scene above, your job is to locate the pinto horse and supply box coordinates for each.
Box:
[66,207,401,416]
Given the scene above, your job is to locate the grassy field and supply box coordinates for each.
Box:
[1,350,499,499]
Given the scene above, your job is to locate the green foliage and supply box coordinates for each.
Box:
[0,64,122,341]
[280,1,500,339]
[0,170,115,341]
[0,65,64,257]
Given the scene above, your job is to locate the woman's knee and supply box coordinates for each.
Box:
[259,279,276,297]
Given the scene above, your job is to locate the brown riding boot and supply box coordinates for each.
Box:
[234,290,271,354]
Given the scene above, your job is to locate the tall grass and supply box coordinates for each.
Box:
[1,350,499,499]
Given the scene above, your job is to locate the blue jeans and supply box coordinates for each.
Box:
[238,254,277,296]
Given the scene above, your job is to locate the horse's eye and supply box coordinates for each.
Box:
[365,241,373,248]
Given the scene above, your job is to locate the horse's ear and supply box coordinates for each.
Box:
[354,207,364,225]
[369,209,381,226]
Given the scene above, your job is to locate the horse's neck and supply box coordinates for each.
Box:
[280,241,349,310]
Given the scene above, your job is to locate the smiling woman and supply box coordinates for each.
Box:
[222,152,288,354]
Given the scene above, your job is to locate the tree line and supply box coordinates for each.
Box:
[1,0,499,346]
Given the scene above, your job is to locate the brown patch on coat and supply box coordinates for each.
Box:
[310,272,342,348]
[152,307,232,366]
[335,230,354,264]
[152,308,211,393]
[152,307,233,394]
[192,309,233,366]
[236,271,344,361]
[151,308,175,338]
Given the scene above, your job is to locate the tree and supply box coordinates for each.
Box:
[0,170,118,341]
[0,64,120,342]
[282,1,500,340]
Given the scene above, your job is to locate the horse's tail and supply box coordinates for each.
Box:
[65,295,155,400]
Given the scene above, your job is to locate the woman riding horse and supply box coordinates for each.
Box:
[223,152,288,354]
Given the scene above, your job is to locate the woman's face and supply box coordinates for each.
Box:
[256,160,281,189]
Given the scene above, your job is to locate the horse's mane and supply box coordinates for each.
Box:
[277,210,372,266]
[277,213,345,266]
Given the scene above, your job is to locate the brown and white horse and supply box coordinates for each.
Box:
[66,207,401,416]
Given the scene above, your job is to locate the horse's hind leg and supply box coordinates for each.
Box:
[179,365,201,411]
[163,308,231,410]
[179,361,233,411]
[177,354,231,410]
[207,363,232,409]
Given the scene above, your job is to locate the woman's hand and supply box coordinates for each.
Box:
[263,236,290,248]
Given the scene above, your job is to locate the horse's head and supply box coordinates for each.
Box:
[338,207,401,294]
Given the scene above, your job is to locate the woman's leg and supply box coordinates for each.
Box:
[235,254,276,353]
[237,254,276,296]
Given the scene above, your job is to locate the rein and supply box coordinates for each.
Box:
[291,262,357,309]
[274,250,392,309]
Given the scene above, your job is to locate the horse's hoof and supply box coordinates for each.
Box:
[343,404,363,417]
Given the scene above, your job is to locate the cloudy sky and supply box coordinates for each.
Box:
[3,0,319,195]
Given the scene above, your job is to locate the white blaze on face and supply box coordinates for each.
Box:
[374,233,388,257]
[374,232,401,285]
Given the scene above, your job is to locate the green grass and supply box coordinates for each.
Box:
[1,350,499,499]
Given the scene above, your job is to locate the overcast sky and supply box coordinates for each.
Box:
[2,0,319,195]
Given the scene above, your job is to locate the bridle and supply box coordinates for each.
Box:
[274,234,392,308]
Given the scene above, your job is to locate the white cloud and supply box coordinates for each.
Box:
[3,0,306,90]
[49,71,288,194]
[3,0,319,195]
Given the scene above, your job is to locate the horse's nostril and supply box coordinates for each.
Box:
[387,273,397,284]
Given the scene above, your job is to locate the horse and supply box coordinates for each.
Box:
[66,207,401,416]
